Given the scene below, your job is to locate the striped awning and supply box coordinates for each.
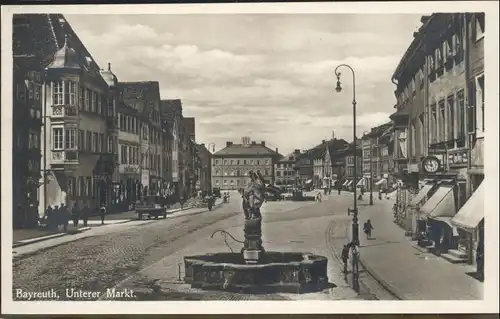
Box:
[451,182,484,232]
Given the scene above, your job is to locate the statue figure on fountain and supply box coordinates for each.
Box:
[240,170,281,262]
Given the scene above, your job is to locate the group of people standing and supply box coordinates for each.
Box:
[44,202,107,232]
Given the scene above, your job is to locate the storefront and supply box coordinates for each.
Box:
[417,182,458,254]
[451,181,484,264]
[407,182,435,237]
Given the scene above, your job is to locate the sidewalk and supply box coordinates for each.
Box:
[353,198,483,300]
[12,199,222,248]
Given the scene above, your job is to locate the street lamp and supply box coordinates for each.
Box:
[334,64,359,247]
[363,131,374,206]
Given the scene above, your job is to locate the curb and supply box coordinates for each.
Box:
[13,226,92,248]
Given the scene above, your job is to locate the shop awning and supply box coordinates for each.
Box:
[409,184,433,207]
[356,178,366,187]
[419,185,456,219]
[342,180,349,186]
[305,179,313,184]
[375,178,387,186]
[451,182,484,232]
[347,180,353,186]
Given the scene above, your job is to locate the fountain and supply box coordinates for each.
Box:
[183,171,329,294]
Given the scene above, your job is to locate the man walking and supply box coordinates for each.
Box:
[99,203,107,225]
[363,219,374,240]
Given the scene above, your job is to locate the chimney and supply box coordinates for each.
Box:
[322,140,326,144]
[261,141,265,146]
[108,62,111,71]
[251,141,256,145]
[275,148,278,153]
[226,141,233,147]
[294,149,301,154]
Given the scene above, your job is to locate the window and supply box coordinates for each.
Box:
[121,145,128,164]
[216,180,220,185]
[447,95,455,141]
[79,86,84,110]
[85,89,90,112]
[215,159,219,165]
[256,160,260,165]
[430,103,437,143]
[347,167,354,177]
[108,97,114,117]
[16,83,26,101]
[419,114,425,154]
[264,170,269,176]
[435,46,443,70]
[53,81,64,105]
[86,177,92,197]
[65,128,76,149]
[99,133,104,153]
[243,160,247,165]
[78,130,84,150]
[78,177,85,196]
[250,160,254,165]
[476,74,485,134]
[97,94,102,115]
[224,160,228,165]
[92,132,98,152]
[86,131,92,151]
[457,90,466,141]
[475,13,485,41]
[35,86,41,101]
[64,81,77,105]
[108,136,113,154]
[53,128,63,150]
[277,171,281,177]
[439,100,446,142]
[92,92,97,113]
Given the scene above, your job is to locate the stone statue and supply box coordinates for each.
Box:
[240,170,281,262]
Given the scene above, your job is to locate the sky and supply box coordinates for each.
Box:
[65,14,423,155]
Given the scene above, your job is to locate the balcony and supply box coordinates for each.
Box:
[51,150,79,165]
[52,105,78,119]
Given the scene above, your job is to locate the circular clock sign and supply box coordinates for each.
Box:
[422,156,441,173]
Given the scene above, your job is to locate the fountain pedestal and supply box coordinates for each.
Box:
[242,218,263,264]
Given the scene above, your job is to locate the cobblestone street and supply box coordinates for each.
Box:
[12,193,396,301]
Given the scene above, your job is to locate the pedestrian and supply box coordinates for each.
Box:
[52,205,60,231]
[99,203,107,225]
[180,196,184,210]
[316,192,322,203]
[338,185,342,195]
[363,219,374,239]
[328,187,332,195]
[82,204,89,227]
[350,243,360,276]
[71,201,80,228]
[341,243,350,274]
[59,203,69,232]
[45,206,53,229]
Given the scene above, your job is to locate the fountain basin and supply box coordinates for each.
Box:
[183,252,328,294]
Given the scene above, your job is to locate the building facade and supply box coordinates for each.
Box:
[37,16,118,215]
[195,143,213,191]
[12,14,48,227]
[391,13,485,264]
[274,150,300,186]
[212,139,280,190]
[323,138,350,188]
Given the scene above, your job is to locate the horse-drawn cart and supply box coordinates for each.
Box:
[135,196,167,220]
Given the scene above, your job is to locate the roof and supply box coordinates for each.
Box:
[214,143,280,157]
[326,138,350,159]
[364,122,393,138]
[279,151,301,163]
[118,81,160,115]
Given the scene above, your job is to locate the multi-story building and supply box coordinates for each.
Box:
[12,14,47,228]
[195,143,213,191]
[391,13,485,264]
[160,99,183,199]
[120,82,164,198]
[361,122,393,191]
[312,145,325,189]
[274,150,300,186]
[323,137,350,188]
[212,138,280,190]
[36,16,118,215]
[343,141,363,190]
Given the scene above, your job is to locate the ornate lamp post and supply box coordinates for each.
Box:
[363,131,374,206]
[335,64,359,247]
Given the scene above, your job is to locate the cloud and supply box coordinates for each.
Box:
[64,14,421,154]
